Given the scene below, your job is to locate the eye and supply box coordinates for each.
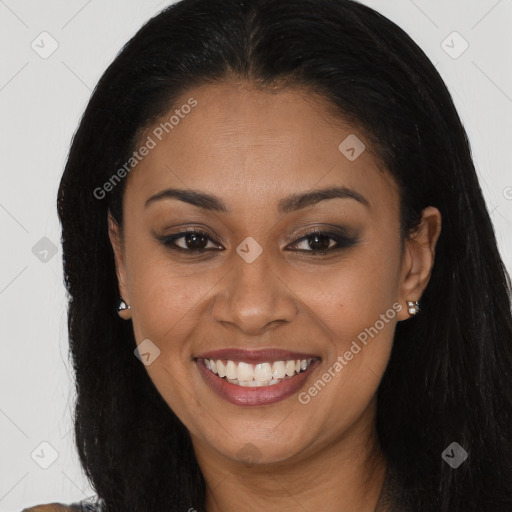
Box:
[287,229,359,255]
[156,229,223,253]
[156,227,358,256]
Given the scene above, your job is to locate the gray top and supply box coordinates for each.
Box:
[25,466,409,511]
[21,497,105,512]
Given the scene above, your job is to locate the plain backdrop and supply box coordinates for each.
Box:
[0,0,511,510]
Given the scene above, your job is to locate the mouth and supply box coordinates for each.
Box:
[193,349,321,406]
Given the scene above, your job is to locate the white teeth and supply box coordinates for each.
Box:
[217,360,226,378]
[271,361,286,379]
[204,357,315,386]
[226,378,281,387]
[237,361,254,381]
[254,362,273,382]
[225,360,237,380]
[285,360,296,376]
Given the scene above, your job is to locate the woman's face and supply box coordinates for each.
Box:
[109,81,439,467]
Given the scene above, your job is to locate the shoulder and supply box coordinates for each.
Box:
[22,502,88,512]
[21,504,80,512]
[22,496,104,512]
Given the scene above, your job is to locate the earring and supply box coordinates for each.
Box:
[406,300,420,316]
[117,297,131,312]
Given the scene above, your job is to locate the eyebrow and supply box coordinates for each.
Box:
[144,185,369,213]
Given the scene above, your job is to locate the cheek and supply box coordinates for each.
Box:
[286,233,401,405]
[289,237,401,339]
[126,254,207,420]
[125,244,215,343]
[294,261,399,434]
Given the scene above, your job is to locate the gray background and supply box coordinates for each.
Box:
[0,0,511,510]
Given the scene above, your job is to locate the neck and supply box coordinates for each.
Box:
[192,401,388,512]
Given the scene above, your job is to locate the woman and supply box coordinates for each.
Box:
[23,0,512,511]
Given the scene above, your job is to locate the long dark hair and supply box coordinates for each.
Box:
[57,0,512,510]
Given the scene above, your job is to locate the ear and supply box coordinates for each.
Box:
[396,206,442,321]
[108,211,131,319]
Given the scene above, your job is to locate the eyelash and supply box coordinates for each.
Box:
[156,228,358,256]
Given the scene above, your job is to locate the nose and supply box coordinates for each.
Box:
[211,248,298,335]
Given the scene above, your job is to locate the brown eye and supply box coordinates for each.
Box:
[178,232,209,250]
[298,233,336,251]
[287,230,359,255]
[157,230,223,252]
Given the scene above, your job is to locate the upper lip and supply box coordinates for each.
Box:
[194,348,321,364]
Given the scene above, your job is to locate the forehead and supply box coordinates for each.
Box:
[124,81,398,216]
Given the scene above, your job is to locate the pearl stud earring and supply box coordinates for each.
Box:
[406,300,420,316]
[117,297,131,312]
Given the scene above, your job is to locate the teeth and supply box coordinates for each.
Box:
[254,362,272,382]
[226,378,281,387]
[271,361,285,379]
[204,357,314,386]
[285,360,296,376]
[217,360,226,378]
[237,362,254,381]
[225,360,237,380]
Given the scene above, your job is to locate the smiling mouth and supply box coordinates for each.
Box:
[201,357,317,387]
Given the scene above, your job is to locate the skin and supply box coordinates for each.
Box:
[108,81,441,512]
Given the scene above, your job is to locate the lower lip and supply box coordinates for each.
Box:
[196,358,321,406]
